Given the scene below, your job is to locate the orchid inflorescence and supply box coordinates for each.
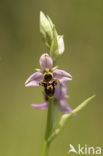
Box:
[25,12,95,156]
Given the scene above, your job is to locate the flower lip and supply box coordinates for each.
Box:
[40,79,58,97]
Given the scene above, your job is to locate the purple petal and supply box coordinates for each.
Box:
[53,69,72,79]
[25,72,43,84]
[39,53,53,70]
[54,83,61,99]
[31,101,48,110]
[59,100,72,114]
[60,83,67,99]
[25,81,40,87]
[59,77,72,83]
[54,83,67,100]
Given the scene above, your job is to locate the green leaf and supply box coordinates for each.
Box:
[48,95,95,143]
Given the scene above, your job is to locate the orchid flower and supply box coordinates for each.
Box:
[25,53,72,114]
[25,53,72,87]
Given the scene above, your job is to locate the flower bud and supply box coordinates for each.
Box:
[40,11,65,61]
[40,11,53,48]
[57,35,64,55]
[50,28,65,60]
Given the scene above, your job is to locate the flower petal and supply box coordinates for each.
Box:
[39,53,53,70]
[54,83,67,100]
[25,72,43,85]
[25,81,40,87]
[60,83,67,99]
[53,69,72,79]
[59,100,72,114]
[59,77,72,83]
[54,83,61,99]
[31,101,48,110]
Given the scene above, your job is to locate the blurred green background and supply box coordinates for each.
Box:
[0,0,103,156]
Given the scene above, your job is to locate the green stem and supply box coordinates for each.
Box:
[42,97,56,156]
[42,141,49,156]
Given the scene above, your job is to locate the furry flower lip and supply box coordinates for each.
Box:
[40,79,58,97]
[25,53,72,87]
